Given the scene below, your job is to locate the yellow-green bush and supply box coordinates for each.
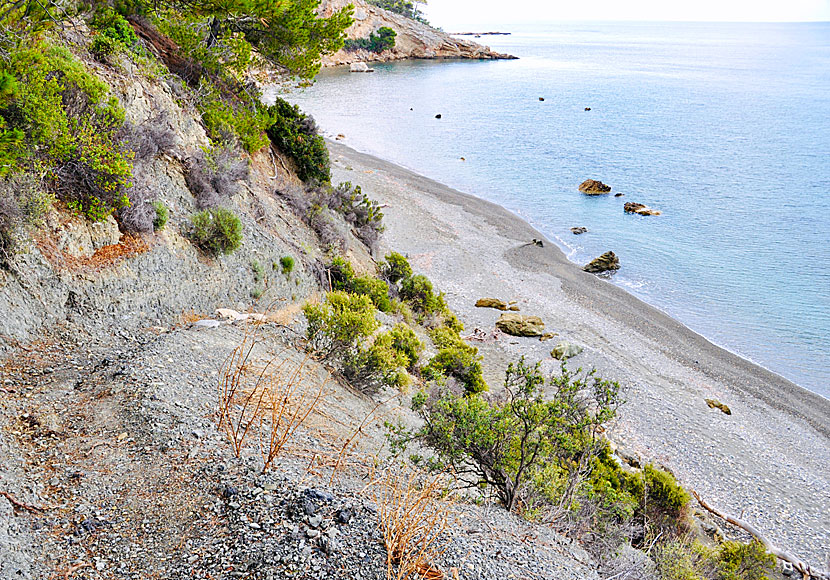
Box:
[189,207,242,256]
[423,326,486,394]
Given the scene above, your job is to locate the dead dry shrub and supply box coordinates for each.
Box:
[217,326,326,471]
[368,465,457,580]
[186,145,249,209]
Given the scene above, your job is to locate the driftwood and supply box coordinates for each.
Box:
[692,490,829,580]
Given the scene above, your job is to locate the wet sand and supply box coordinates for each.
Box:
[328,140,830,564]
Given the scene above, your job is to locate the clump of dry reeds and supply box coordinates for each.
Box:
[217,325,326,471]
[368,465,457,580]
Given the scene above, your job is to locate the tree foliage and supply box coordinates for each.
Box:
[414,358,623,512]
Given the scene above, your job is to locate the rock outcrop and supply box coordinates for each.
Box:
[624,202,661,216]
[475,297,508,311]
[578,179,611,195]
[551,341,583,360]
[317,0,516,66]
[495,313,545,337]
[349,62,373,72]
[583,251,620,273]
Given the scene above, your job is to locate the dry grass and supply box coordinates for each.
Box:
[216,324,327,471]
[368,465,458,580]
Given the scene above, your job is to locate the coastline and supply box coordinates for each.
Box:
[327,140,830,563]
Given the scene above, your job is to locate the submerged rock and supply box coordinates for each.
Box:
[475,298,508,311]
[578,179,611,195]
[496,313,545,336]
[705,399,732,415]
[624,202,661,216]
[583,251,620,273]
[570,227,588,235]
[551,341,583,360]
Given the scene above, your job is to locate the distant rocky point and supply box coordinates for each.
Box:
[318,0,517,66]
[452,31,512,36]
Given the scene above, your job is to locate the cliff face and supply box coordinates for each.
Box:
[317,0,516,66]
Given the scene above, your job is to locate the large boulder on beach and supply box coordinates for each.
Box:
[496,313,545,337]
[624,202,661,216]
[349,62,372,72]
[578,179,611,195]
[583,251,619,273]
[551,341,583,360]
[475,298,508,311]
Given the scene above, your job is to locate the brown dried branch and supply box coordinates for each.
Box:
[368,466,458,580]
[0,490,45,512]
[692,490,829,580]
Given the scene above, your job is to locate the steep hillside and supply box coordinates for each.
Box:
[317,0,516,65]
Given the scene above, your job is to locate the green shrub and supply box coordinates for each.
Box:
[655,539,774,580]
[382,251,412,284]
[280,255,294,274]
[265,98,330,183]
[400,274,441,313]
[91,35,121,61]
[344,26,397,53]
[303,291,379,360]
[414,358,622,512]
[0,41,132,221]
[345,330,412,392]
[189,207,242,256]
[328,256,356,290]
[198,87,270,153]
[388,323,423,370]
[351,275,392,312]
[643,464,691,521]
[152,200,168,230]
[423,326,486,394]
[252,259,265,282]
[90,7,140,53]
[368,0,429,24]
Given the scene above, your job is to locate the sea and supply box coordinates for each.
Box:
[278,22,830,398]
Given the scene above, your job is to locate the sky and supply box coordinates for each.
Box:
[422,0,830,28]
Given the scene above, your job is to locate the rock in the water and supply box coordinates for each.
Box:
[624,202,662,216]
[584,107,591,111]
[435,114,442,119]
[539,97,545,101]
[495,313,545,336]
[583,251,620,273]
[705,399,731,415]
[551,341,583,360]
[614,192,625,197]
[475,298,508,311]
[578,179,611,195]
[335,134,346,140]
[571,226,588,235]
[349,62,372,72]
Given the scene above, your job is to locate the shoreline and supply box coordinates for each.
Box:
[327,140,830,562]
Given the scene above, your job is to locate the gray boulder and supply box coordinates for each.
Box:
[496,313,545,337]
[551,341,583,360]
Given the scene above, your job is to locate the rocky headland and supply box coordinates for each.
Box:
[317,0,516,66]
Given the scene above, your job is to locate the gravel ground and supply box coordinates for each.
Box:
[0,320,600,580]
[327,141,830,568]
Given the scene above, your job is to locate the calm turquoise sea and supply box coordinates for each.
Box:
[279,22,830,398]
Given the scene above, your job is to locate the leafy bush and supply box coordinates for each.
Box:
[324,182,384,249]
[152,200,168,230]
[352,275,392,312]
[280,255,294,274]
[382,251,412,284]
[303,291,379,361]
[265,98,329,183]
[0,40,132,221]
[189,207,242,256]
[655,539,774,580]
[185,145,249,209]
[389,323,423,371]
[198,85,271,152]
[400,274,441,313]
[90,7,140,54]
[344,27,397,53]
[91,35,121,62]
[423,326,486,394]
[414,358,622,512]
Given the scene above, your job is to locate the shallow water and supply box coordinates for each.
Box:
[273,22,830,397]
